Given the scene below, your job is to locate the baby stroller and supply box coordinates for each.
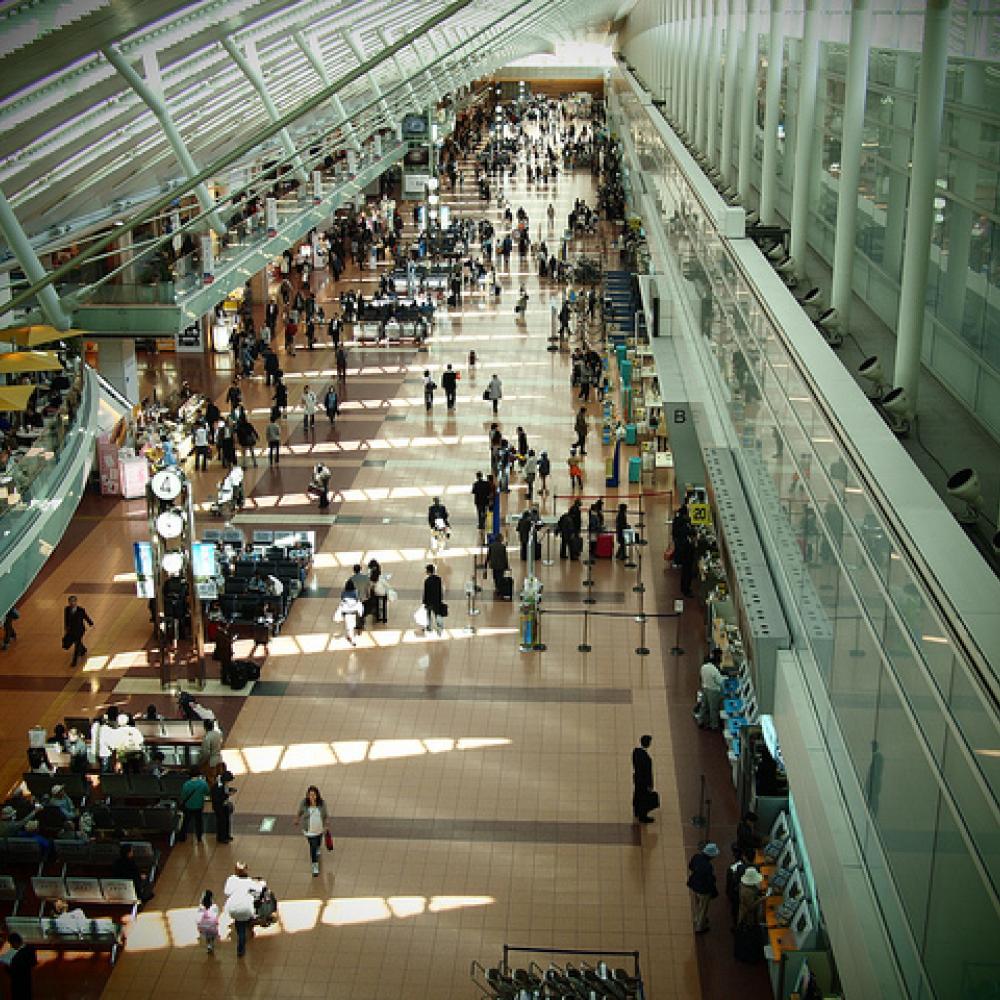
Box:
[210,467,245,518]
[430,517,450,554]
[253,884,278,927]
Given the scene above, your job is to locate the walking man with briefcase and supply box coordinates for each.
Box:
[631,734,658,823]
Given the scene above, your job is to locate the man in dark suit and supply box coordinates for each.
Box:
[63,595,94,668]
[632,735,656,823]
[441,364,458,410]
[1,932,37,999]
[421,564,446,636]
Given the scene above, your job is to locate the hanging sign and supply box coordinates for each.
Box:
[373,133,382,157]
[312,170,323,205]
[200,235,215,285]
[347,149,358,175]
[265,197,278,238]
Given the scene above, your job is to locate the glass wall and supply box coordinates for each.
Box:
[611,76,999,1000]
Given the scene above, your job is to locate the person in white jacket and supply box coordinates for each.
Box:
[223,863,264,957]
[336,582,363,645]
[301,384,318,431]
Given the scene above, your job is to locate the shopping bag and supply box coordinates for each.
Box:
[386,588,399,603]
[413,606,429,629]
[333,607,344,623]
[324,829,334,852]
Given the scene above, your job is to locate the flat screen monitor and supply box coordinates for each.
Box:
[777,839,799,873]
[791,899,815,949]
[769,810,790,842]
[782,868,805,904]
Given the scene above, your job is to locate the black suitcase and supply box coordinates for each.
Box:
[497,576,514,600]
[228,661,247,690]
[569,535,583,559]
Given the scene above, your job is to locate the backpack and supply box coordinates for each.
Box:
[254,886,278,925]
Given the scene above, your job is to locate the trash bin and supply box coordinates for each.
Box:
[628,456,642,483]
[625,423,637,445]
[620,359,632,387]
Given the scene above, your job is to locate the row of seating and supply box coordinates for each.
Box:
[0,837,159,877]
[33,875,139,912]
[89,805,180,844]
[97,772,189,802]
[5,915,122,962]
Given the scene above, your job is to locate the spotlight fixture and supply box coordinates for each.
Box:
[880,387,913,435]
[745,210,760,227]
[797,287,823,309]
[946,468,983,524]
[858,356,888,398]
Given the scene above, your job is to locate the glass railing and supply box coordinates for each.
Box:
[611,75,998,1000]
[0,359,88,524]
[170,141,404,299]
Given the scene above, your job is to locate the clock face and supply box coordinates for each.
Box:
[155,510,185,540]
[161,551,185,576]
[151,469,183,501]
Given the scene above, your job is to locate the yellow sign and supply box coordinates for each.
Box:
[689,502,712,526]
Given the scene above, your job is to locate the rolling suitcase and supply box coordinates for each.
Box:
[498,575,514,600]
[569,534,583,560]
[595,532,614,558]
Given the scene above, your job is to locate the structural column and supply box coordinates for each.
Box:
[0,189,73,329]
[342,31,395,128]
[881,53,917,282]
[893,0,952,409]
[720,0,739,184]
[688,0,703,146]
[293,30,363,153]
[829,0,873,329]
[673,0,687,124]
[377,28,420,110]
[789,0,821,276]
[103,46,227,235]
[760,0,785,224]
[737,0,759,204]
[221,37,308,183]
[705,0,723,164]
[95,338,139,404]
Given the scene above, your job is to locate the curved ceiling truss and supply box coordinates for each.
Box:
[0,0,619,249]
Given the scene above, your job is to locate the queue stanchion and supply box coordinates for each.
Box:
[632,533,645,594]
[636,491,648,546]
[670,598,685,656]
[468,553,481,618]
[578,608,591,653]
[542,526,554,566]
[583,523,595,566]
[582,543,596,604]
[624,529,637,569]
[634,606,650,655]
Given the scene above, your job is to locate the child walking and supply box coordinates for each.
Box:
[196,889,220,954]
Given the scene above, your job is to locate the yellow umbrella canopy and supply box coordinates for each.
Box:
[5,325,83,348]
[0,385,36,411]
[0,351,63,374]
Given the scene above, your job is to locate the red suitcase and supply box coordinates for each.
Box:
[595,532,614,558]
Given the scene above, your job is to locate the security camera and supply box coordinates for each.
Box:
[797,287,823,310]
[880,387,913,435]
[946,468,983,524]
[767,244,787,262]
[815,308,843,347]
[858,356,888,398]
[745,210,760,227]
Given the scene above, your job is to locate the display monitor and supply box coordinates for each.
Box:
[769,810,790,842]
[783,868,805,904]
[790,899,815,949]
[776,839,799,874]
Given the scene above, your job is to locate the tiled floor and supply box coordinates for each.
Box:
[1,130,769,999]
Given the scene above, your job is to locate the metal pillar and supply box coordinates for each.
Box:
[103,45,227,236]
[221,37,309,183]
[720,0,739,184]
[695,0,713,152]
[343,30,395,128]
[705,0,722,164]
[760,0,785,224]
[293,30,363,153]
[737,0,759,205]
[882,53,917,282]
[377,28,421,111]
[829,0,873,327]
[789,0,821,276]
[941,61,983,330]
[893,0,952,410]
[688,0,708,148]
[0,188,73,329]
[672,0,685,122]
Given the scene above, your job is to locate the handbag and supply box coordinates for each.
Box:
[646,789,661,812]
[324,829,334,852]
[61,635,73,650]
[439,603,449,617]
[482,389,490,401]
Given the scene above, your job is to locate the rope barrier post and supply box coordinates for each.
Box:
[632,532,644,594]
[583,520,595,566]
[624,527,636,569]
[636,490,648,546]
[634,611,649,656]
[542,525,554,566]
[578,608,591,653]
[582,546,596,604]
[468,552,481,618]
[670,602,685,656]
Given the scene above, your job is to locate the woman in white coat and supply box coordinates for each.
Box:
[223,862,264,957]
[336,581,363,645]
